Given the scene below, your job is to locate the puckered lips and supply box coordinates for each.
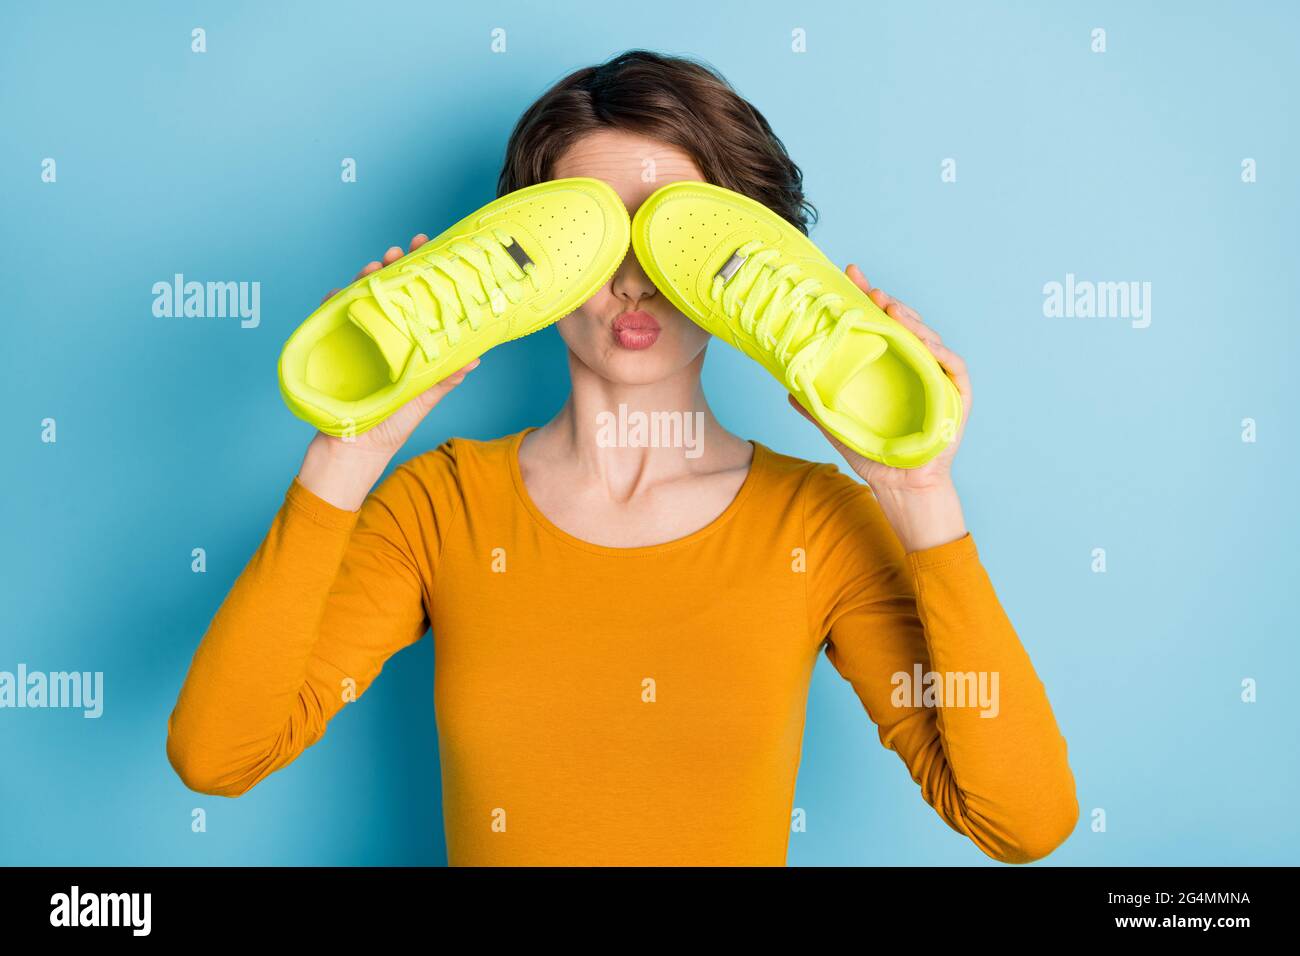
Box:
[611,310,661,350]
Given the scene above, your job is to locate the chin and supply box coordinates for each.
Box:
[563,339,700,386]
[599,348,689,385]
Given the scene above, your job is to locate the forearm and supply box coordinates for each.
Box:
[905,536,1079,862]
[166,480,359,795]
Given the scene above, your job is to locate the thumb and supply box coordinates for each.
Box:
[786,393,864,467]
[416,357,481,413]
[382,358,481,440]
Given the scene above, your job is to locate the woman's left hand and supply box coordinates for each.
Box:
[788,264,972,552]
[788,263,972,493]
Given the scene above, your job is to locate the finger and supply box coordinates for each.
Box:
[845,263,873,294]
[843,263,895,312]
[885,301,942,349]
[382,245,404,265]
[887,298,934,336]
[929,345,973,440]
[437,358,482,389]
[846,273,948,369]
[788,392,835,440]
[320,287,341,305]
[883,301,929,341]
[445,357,481,382]
[409,234,429,253]
[788,391,815,424]
[930,342,972,403]
[409,359,482,414]
[355,260,383,281]
[786,394,859,462]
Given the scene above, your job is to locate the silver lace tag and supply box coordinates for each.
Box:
[716,250,747,283]
[504,237,534,269]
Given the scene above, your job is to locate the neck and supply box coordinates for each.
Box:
[530,348,741,497]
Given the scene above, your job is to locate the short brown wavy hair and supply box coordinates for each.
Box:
[497,50,816,234]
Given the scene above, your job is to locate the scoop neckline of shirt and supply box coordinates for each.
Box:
[506,426,766,557]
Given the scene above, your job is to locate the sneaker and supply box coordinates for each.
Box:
[279,177,630,436]
[631,180,961,468]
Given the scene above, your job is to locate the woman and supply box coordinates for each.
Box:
[166,50,1078,866]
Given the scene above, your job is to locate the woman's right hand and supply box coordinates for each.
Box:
[297,234,480,511]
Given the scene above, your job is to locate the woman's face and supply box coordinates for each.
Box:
[550,130,711,386]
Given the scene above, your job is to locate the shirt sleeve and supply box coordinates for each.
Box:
[165,441,462,797]
[802,462,1079,863]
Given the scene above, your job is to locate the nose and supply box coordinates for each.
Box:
[609,248,657,305]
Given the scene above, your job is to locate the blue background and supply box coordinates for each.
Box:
[2,0,1297,866]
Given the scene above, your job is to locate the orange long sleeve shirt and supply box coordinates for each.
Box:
[166,429,1078,865]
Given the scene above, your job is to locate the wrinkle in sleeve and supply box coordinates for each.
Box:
[803,463,1078,863]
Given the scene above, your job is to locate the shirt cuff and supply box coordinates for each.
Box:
[906,531,979,574]
[284,476,363,532]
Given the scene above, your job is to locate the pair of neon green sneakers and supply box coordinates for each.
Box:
[279,177,961,467]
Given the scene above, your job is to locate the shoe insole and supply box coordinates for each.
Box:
[305,323,390,402]
[814,341,925,439]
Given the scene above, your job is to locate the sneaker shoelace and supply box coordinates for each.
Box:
[711,239,872,392]
[366,229,540,360]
